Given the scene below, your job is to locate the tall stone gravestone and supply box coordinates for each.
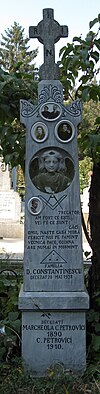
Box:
[0,157,23,238]
[19,9,89,375]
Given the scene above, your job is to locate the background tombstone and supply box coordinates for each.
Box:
[0,157,23,238]
[19,8,89,376]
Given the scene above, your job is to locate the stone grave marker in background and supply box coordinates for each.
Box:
[19,8,89,376]
[0,157,23,238]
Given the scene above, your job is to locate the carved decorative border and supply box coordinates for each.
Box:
[39,84,63,104]
[62,100,82,117]
[20,100,37,117]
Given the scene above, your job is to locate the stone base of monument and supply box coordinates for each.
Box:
[19,286,89,376]
[0,222,24,238]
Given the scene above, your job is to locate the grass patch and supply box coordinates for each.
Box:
[0,357,100,394]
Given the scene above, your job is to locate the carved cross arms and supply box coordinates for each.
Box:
[29,9,68,80]
[29,9,68,45]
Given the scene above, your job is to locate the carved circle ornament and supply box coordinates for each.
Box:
[29,147,75,194]
[30,122,48,143]
[28,197,43,215]
[55,120,75,143]
[40,102,62,121]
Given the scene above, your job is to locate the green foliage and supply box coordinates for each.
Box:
[78,100,100,185]
[0,67,38,170]
[0,21,38,73]
[78,118,100,164]
[0,17,100,169]
[59,15,100,102]
[0,358,100,394]
[86,294,100,368]
[0,270,21,362]
[0,21,38,170]
[78,99,100,192]
[0,67,38,123]
[79,157,92,193]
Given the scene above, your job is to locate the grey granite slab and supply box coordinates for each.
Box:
[21,309,87,375]
[19,285,89,310]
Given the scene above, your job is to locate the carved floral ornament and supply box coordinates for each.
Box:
[38,85,63,104]
[20,96,82,119]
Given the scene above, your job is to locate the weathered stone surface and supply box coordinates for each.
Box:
[0,166,11,191]
[29,9,68,80]
[0,191,21,222]
[21,309,87,376]
[19,8,89,375]
[19,285,89,374]
[0,158,23,237]
[20,82,83,292]
[19,286,89,310]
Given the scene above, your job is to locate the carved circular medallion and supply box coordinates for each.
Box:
[55,120,75,143]
[29,147,75,194]
[28,197,43,215]
[40,102,62,121]
[30,122,48,143]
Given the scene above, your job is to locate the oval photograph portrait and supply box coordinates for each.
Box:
[40,102,62,121]
[55,120,75,143]
[28,197,43,215]
[30,122,48,143]
[29,147,75,194]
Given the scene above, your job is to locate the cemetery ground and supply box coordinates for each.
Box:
[0,239,100,394]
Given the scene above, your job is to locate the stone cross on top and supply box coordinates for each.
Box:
[29,8,68,80]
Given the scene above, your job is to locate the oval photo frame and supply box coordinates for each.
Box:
[55,120,75,143]
[29,147,75,194]
[30,122,48,143]
[40,102,62,121]
[28,197,43,215]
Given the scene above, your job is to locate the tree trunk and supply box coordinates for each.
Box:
[88,162,100,308]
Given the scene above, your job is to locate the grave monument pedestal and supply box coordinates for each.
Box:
[19,8,89,375]
[19,288,89,375]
